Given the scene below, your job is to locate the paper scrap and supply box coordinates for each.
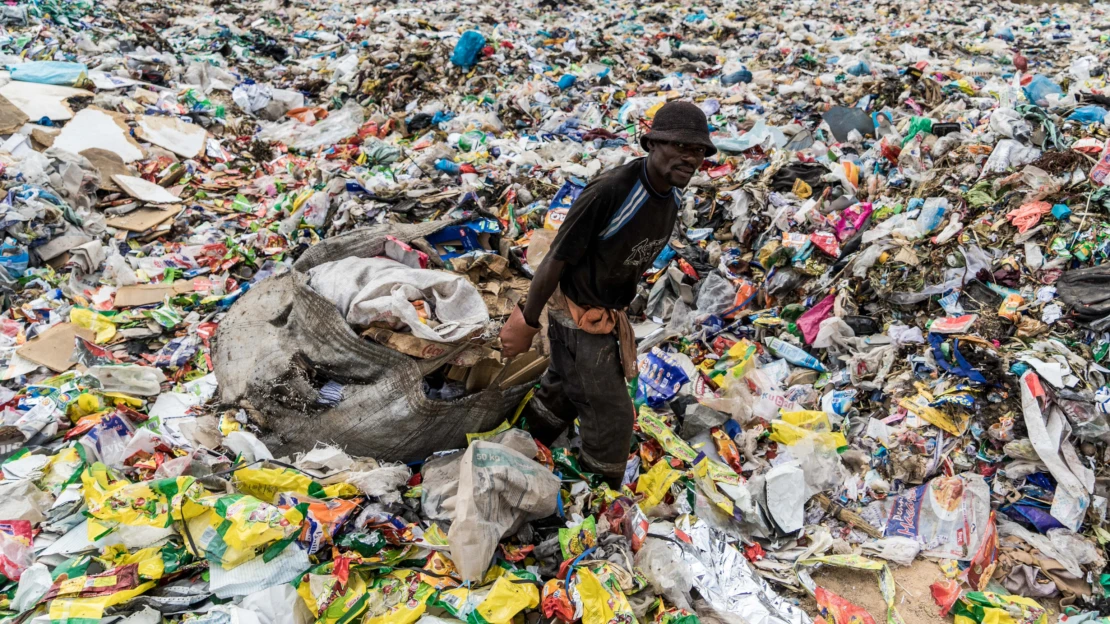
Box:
[54,108,144,163]
[0,81,93,122]
[137,115,208,159]
[111,175,183,204]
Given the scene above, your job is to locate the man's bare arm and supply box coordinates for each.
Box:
[521,256,566,326]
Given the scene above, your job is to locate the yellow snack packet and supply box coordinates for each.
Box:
[232,467,359,503]
[475,571,540,624]
[636,460,680,510]
[574,568,615,624]
[81,464,205,540]
[70,308,116,343]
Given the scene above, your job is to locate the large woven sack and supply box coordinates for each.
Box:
[213,221,529,461]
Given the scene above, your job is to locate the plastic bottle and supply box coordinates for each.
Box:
[918,198,948,234]
[435,159,461,175]
[764,337,826,372]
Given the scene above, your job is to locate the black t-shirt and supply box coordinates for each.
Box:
[549,158,680,309]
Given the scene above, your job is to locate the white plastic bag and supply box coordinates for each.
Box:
[448,433,560,581]
[695,272,736,316]
[86,365,165,396]
[290,101,364,151]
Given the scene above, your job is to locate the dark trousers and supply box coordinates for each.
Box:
[527,313,634,485]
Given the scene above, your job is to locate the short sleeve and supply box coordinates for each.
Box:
[548,180,617,265]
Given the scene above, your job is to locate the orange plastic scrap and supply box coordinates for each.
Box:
[285,106,330,123]
[815,586,876,624]
[930,579,962,616]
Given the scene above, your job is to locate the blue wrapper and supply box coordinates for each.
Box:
[636,347,690,406]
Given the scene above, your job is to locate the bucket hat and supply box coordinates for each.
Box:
[639,101,717,156]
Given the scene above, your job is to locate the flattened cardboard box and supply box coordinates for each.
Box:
[105,204,182,232]
[17,323,97,373]
[114,279,200,308]
[361,327,495,367]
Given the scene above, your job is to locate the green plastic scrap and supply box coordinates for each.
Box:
[900,116,933,147]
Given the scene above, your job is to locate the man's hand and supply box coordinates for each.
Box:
[500,304,540,358]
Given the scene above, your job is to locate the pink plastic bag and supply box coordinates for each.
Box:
[797,294,836,345]
[834,202,873,241]
[0,520,34,581]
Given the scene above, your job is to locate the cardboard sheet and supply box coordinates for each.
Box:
[360,326,494,366]
[0,94,29,134]
[80,148,138,191]
[105,204,182,232]
[114,279,199,308]
[16,323,96,372]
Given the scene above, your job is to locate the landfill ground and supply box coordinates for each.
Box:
[2,0,1110,624]
[803,560,1065,624]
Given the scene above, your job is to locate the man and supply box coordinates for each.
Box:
[499,101,715,487]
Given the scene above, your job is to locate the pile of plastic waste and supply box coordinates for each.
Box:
[3,0,1110,622]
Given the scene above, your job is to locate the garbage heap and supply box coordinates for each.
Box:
[2,0,1110,623]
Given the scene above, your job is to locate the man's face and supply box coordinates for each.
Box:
[648,139,707,188]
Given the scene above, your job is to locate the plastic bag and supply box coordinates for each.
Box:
[542,579,577,621]
[769,410,847,449]
[1023,76,1063,107]
[559,516,598,560]
[1018,372,1091,531]
[11,561,51,612]
[290,101,364,151]
[989,108,1031,140]
[571,568,634,624]
[185,493,305,569]
[797,555,902,624]
[797,294,835,344]
[448,435,560,581]
[46,566,157,624]
[82,463,206,538]
[364,569,434,624]
[815,587,875,624]
[635,536,693,611]
[637,408,741,484]
[0,520,33,581]
[860,537,921,567]
[9,61,87,85]
[951,592,1047,624]
[476,571,541,624]
[276,492,359,554]
[86,365,165,396]
[1067,105,1108,124]
[695,272,736,316]
[636,460,681,510]
[450,31,486,69]
[917,198,949,235]
[930,580,962,616]
[882,473,990,560]
[296,565,368,624]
